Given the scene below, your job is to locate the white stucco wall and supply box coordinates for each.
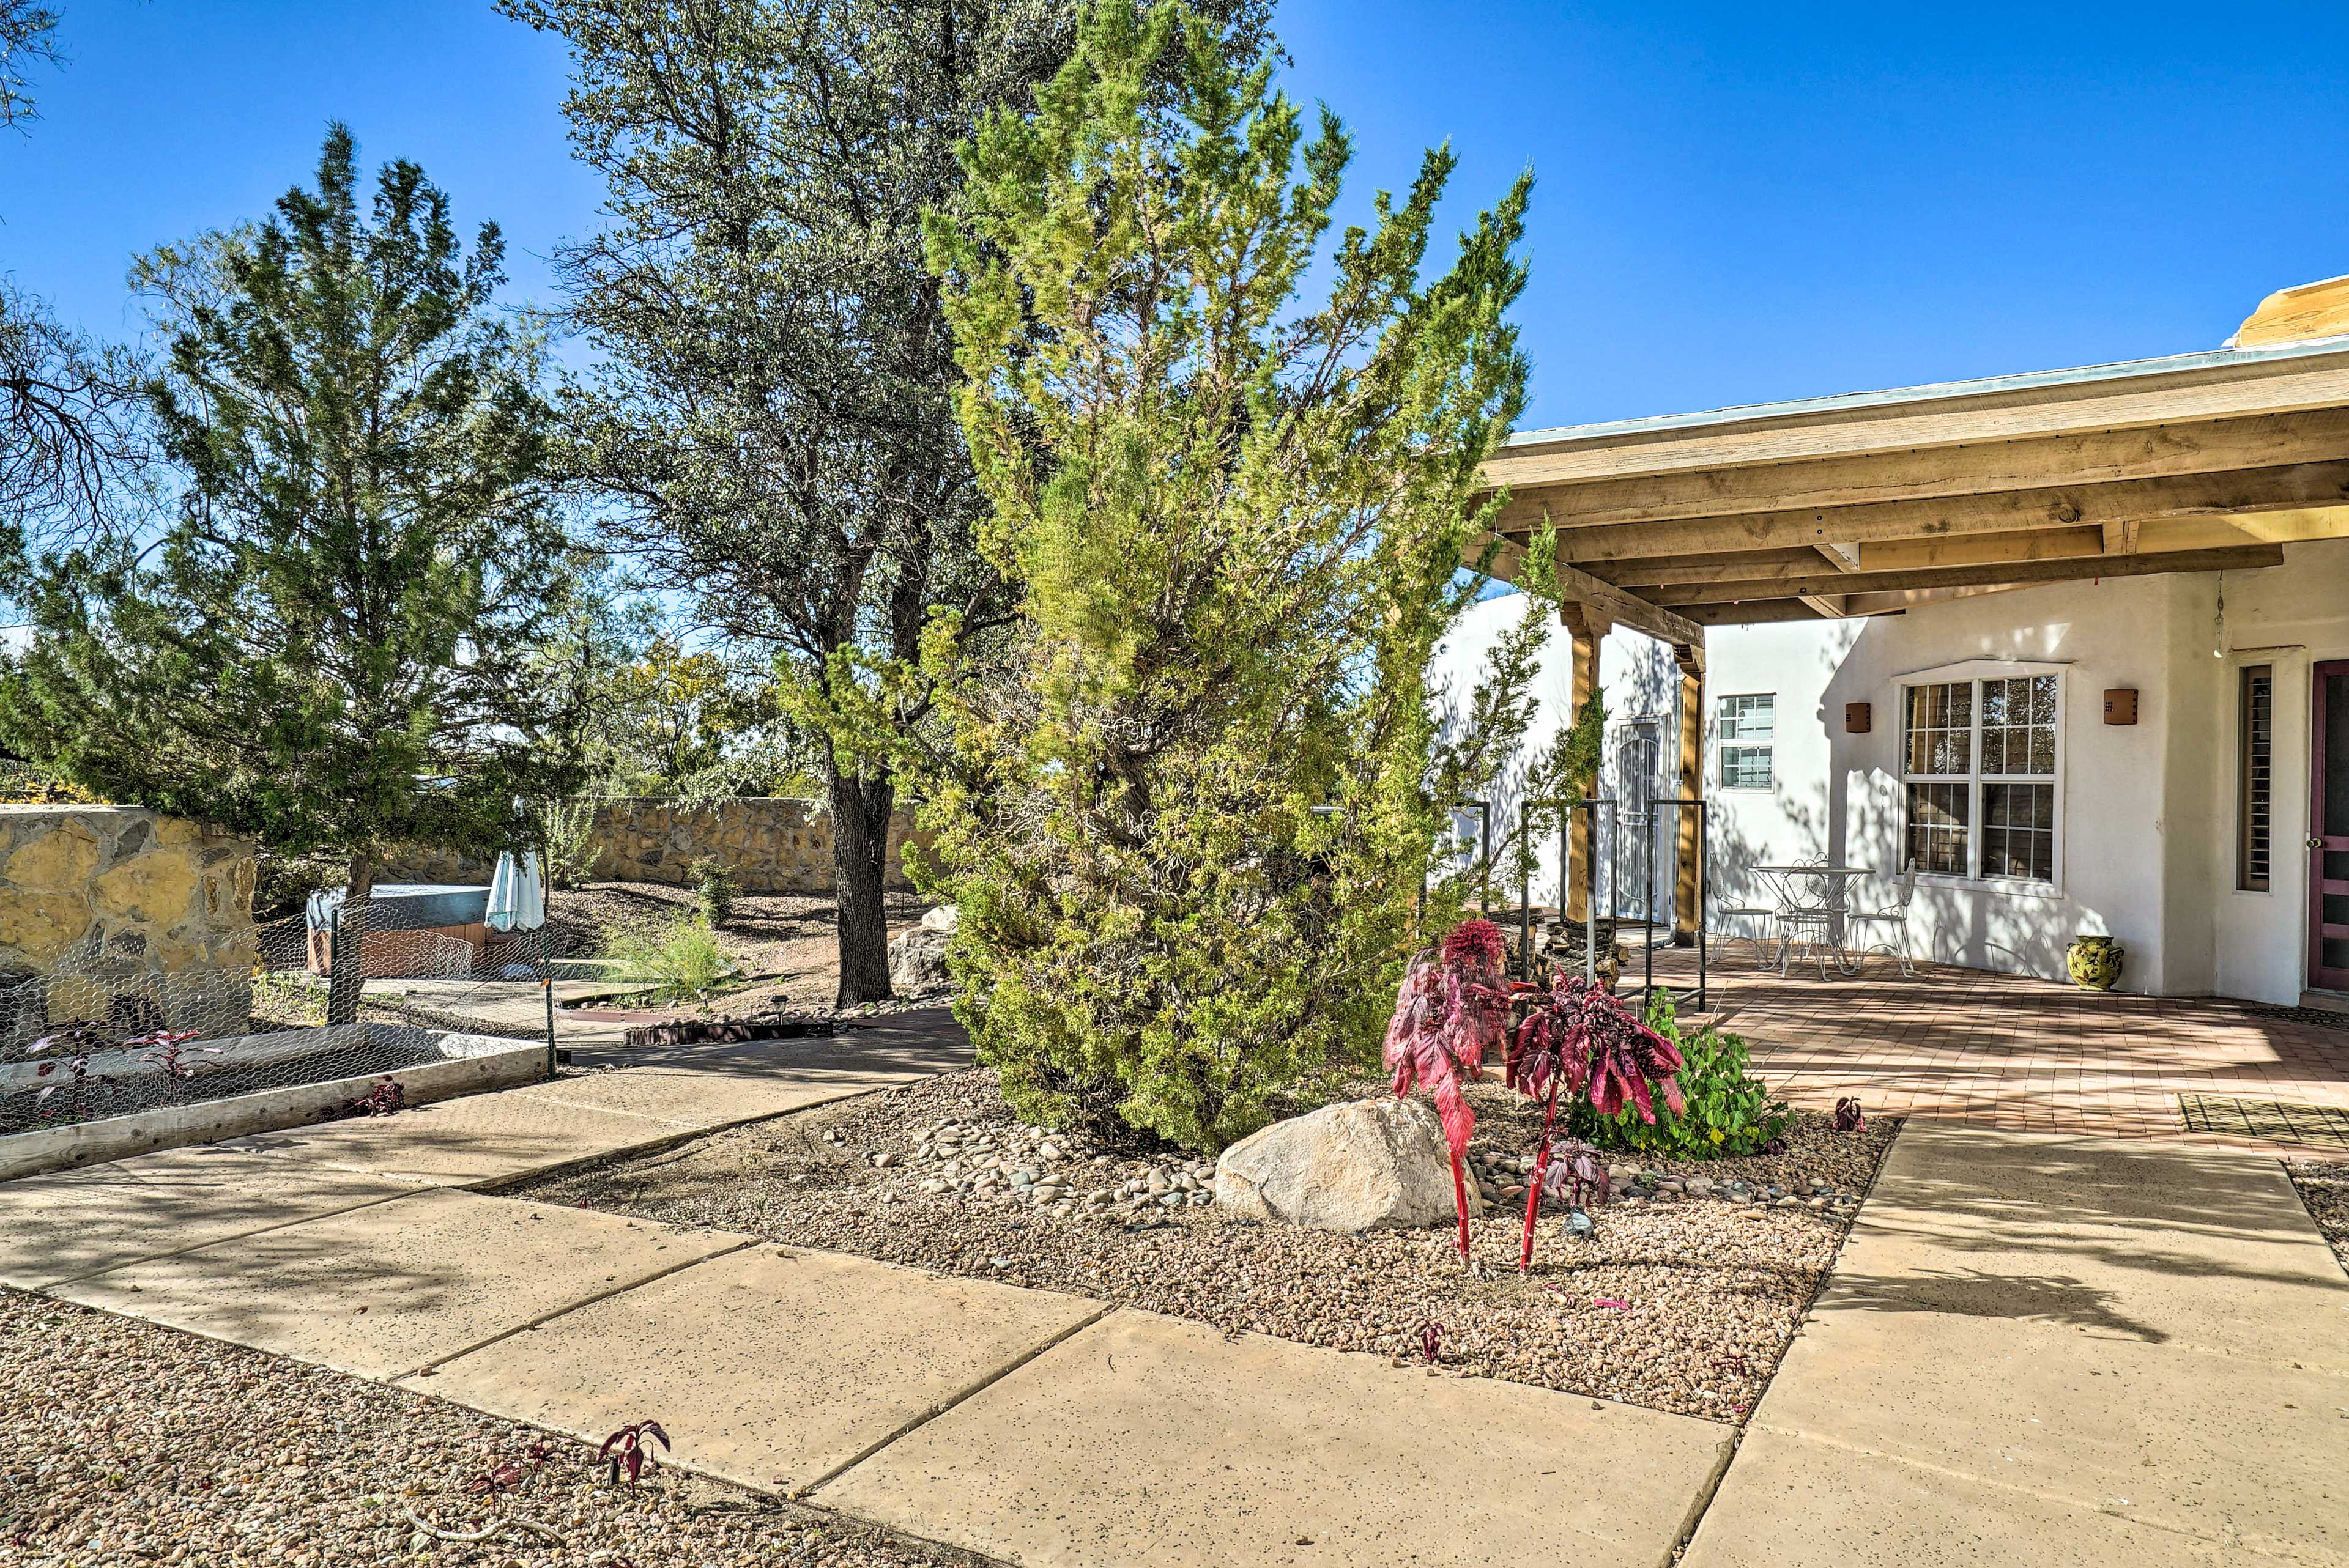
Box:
[1434,536,2349,1002]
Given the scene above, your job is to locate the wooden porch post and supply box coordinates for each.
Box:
[1562,602,1608,923]
[1672,643,1704,946]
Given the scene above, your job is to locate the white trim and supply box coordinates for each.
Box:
[1891,656,2072,686]
[1896,671,2067,894]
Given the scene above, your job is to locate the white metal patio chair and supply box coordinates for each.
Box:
[1844,860,1920,978]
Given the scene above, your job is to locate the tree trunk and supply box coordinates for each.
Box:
[828,758,896,1008]
[327,850,375,1027]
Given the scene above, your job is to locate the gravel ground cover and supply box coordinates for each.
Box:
[522,1070,1899,1421]
[0,1290,996,1568]
[2285,1158,2349,1274]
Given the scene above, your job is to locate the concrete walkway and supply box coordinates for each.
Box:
[0,1011,1735,1567]
[1683,1122,2349,1567]
[4,1018,2343,1566]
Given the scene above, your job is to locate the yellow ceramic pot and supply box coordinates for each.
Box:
[2066,934,2124,991]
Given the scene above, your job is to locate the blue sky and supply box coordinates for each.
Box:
[4,1,2348,432]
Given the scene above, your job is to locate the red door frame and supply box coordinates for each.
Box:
[2313,661,2349,993]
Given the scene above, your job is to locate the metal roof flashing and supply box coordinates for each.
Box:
[1501,333,2349,452]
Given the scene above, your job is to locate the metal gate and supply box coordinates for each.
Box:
[1611,722,1663,922]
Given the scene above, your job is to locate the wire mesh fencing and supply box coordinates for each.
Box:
[0,897,566,1141]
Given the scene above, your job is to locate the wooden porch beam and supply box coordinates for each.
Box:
[1646,543,2286,607]
[1471,527,1709,654]
[1491,418,2349,541]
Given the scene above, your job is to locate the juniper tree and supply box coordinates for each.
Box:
[918,1,1536,1149]
[0,128,582,933]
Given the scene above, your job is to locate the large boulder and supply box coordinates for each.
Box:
[1212,1096,1457,1233]
[888,924,951,990]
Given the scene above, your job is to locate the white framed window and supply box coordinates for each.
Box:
[1899,672,2060,886]
[1715,693,1775,790]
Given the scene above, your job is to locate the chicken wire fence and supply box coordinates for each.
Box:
[0,898,563,1139]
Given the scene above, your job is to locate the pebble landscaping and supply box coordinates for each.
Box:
[525,1069,1901,1421]
[2285,1157,2349,1273]
[0,1290,992,1568]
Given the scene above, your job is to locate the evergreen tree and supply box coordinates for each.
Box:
[1,127,582,919]
[503,0,1266,1007]
[919,1,1534,1149]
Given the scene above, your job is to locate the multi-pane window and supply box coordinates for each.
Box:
[2239,665,2273,892]
[1901,675,2058,884]
[1716,694,1775,790]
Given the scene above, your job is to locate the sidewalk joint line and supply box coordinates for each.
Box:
[398,1232,762,1381]
[793,1301,1118,1500]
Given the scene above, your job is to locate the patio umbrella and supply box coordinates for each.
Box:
[485,849,546,932]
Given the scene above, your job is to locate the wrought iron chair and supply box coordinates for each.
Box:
[1844,860,1921,978]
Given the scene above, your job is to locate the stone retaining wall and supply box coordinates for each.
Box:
[0,806,257,975]
[387,797,924,895]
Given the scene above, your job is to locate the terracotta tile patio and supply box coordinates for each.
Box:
[1628,941,2349,1155]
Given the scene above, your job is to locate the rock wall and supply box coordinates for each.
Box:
[0,807,258,972]
[585,797,923,894]
[384,797,924,895]
[0,807,259,1041]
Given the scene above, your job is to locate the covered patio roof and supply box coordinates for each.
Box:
[1474,313,2349,639]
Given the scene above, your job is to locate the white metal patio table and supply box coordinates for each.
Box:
[1748,863,1872,978]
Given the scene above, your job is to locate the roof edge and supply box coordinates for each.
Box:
[1502,333,2349,452]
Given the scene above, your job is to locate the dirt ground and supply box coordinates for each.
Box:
[549,881,934,1011]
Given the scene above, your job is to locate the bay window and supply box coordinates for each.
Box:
[1901,673,2060,884]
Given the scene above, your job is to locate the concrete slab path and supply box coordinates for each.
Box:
[410,1245,1107,1496]
[53,1188,744,1381]
[1682,1122,2349,1567]
[0,1143,425,1290]
[817,1309,1735,1568]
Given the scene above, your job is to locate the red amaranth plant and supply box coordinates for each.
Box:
[1383,919,1515,1262]
[600,1421,670,1485]
[126,1029,220,1091]
[1833,1096,1866,1132]
[1504,971,1683,1274]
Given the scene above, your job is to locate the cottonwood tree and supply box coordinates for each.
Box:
[0,128,585,1016]
[503,0,1264,1007]
[919,1,1535,1149]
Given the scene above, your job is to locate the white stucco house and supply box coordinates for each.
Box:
[1446,278,2349,1008]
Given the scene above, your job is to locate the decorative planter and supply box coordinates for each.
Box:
[2066,934,2124,992]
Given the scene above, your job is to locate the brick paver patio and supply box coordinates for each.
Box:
[1635,942,2349,1153]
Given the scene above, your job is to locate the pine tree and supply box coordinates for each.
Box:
[1,127,582,930]
[918,1,1535,1150]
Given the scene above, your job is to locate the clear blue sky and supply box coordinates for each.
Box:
[4,1,2348,432]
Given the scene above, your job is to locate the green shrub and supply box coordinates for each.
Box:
[689,857,738,926]
[608,918,738,1008]
[1570,988,1789,1157]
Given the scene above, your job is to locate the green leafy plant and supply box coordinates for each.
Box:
[1571,989,1788,1157]
[689,857,738,927]
[607,919,737,1009]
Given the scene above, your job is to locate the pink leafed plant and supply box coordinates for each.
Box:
[126,1029,221,1083]
[1833,1096,1866,1132]
[1502,971,1684,1274]
[1383,919,1517,1262]
[599,1421,670,1485]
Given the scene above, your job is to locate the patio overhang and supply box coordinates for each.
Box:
[1471,328,2349,634]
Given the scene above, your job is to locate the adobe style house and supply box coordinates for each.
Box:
[1447,277,2349,1007]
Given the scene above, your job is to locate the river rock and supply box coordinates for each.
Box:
[1212,1097,1457,1233]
